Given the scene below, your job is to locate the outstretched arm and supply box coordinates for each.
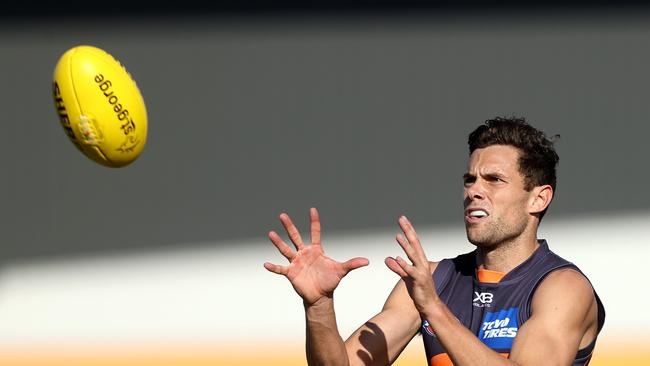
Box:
[264,208,426,366]
[343,278,423,366]
[264,208,369,365]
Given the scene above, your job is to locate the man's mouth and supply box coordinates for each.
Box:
[465,208,489,223]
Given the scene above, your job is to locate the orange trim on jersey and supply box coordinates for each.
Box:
[477,269,506,283]
[431,353,454,366]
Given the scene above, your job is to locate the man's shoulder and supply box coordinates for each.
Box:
[538,267,593,293]
[531,268,598,326]
[530,259,605,334]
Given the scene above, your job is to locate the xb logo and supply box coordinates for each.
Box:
[474,292,494,304]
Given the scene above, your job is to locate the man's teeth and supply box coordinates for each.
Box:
[470,210,488,217]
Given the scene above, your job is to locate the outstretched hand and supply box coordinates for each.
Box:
[385,216,438,313]
[264,208,369,306]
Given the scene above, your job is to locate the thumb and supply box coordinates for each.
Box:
[341,257,370,274]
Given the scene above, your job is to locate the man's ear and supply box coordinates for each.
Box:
[529,185,553,215]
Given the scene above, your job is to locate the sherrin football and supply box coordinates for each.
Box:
[53,45,147,167]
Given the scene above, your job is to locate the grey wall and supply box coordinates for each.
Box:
[2,10,650,261]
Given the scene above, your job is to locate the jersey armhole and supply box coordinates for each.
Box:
[521,264,606,360]
[521,263,576,322]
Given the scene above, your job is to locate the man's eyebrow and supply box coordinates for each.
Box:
[484,171,507,179]
[463,171,508,180]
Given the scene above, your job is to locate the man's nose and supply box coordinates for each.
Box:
[464,180,486,200]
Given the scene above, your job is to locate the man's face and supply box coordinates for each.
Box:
[463,145,533,247]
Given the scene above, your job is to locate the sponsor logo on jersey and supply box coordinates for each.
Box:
[478,307,519,349]
[422,319,436,337]
[473,291,494,307]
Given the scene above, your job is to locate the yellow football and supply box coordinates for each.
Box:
[52,45,148,167]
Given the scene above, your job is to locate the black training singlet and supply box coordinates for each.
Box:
[421,240,606,366]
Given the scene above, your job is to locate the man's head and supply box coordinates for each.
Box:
[463,117,559,248]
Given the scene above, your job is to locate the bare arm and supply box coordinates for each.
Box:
[343,278,422,366]
[508,268,598,365]
[304,297,349,365]
[265,209,425,366]
[386,216,598,366]
[264,208,369,365]
[304,278,422,366]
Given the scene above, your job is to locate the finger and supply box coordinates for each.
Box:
[279,213,304,249]
[399,216,427,261]
[399,216,421,248]
[394,255,417,277]
[310,207,321,245]
[263,262,289,276]
[385,257,409,278]
[396,233,421,266]
[268,231,296,261]
[341,257,370,273]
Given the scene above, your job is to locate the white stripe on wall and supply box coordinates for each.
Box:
[0,211,646,348]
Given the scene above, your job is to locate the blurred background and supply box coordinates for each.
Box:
[0,1,648,365]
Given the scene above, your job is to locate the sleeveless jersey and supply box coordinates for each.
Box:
[421,240,606,366]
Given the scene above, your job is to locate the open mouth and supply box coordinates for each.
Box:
[465,208,489,223]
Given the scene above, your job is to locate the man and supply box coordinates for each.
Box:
[264,117,605,366]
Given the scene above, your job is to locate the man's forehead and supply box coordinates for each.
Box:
[466,145,520,173]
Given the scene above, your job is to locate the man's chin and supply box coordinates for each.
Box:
[465,229,494,247]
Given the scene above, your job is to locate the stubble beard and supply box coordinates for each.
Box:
[465,215,527,249]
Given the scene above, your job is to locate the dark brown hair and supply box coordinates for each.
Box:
[468,117,559,217]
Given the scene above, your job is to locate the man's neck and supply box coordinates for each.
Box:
[475,234,540,274]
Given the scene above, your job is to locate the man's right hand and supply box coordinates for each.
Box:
[264,207,369,306]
